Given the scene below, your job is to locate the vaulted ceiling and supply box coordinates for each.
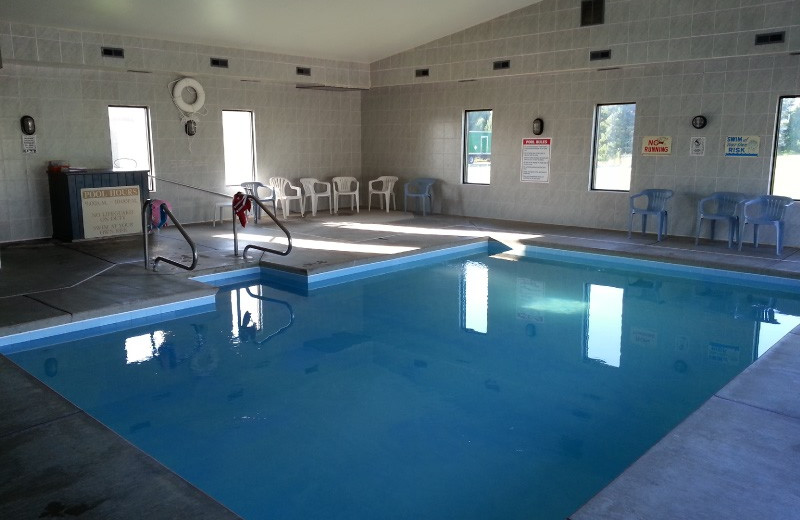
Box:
[0,0,541,63]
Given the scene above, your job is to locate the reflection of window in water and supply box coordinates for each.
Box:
[757,312,800,358]
[585,284,622,367]
[461,261,488,334]
[231,285,263,340]
[125,330,166,364]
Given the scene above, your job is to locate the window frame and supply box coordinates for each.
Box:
[108,105,155,190]
[222,109,257,187]
[590,102,636,192]
[769,95,800,200]
[462,108,493,185]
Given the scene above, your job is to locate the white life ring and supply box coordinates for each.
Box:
[172,77,205,113]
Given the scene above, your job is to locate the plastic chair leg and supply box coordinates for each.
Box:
[694,217,702,245]
[753,224,760,248]
[641,214,648,235]
[628,212,634,239]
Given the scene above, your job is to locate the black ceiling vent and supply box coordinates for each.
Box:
[415,68,430,78]
[755,31,785,45]
[493,59,511,70]
[210,57,229,68]
[296,66,311,76]
[581,0,604,26]
[101,47,125,58]
[590,49,611,61]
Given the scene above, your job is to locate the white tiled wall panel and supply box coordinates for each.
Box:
[1,0,799,245]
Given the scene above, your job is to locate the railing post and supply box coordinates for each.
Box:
[142,199,152,269]
[233,204,239,256]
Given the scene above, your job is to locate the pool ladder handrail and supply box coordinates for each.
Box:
[245,287,295,344]
[142,199,198,271]
[233,194,293,258]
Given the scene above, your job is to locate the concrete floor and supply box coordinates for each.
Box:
[2,210,800,519]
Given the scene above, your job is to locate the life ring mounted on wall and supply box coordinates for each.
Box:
[172,77,206,114]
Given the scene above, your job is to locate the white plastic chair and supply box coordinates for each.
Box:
[240,181,276,223]
[738,195,794,255]
[300,178,332,216]
[266,177,304,219]
[332,176,359,214]
[368,176,398,212]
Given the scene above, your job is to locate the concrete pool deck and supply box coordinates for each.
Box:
[1,210,799,518]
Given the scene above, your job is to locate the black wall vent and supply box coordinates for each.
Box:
[101,47,125,58]
[755,31,785,45]
[415,68,430,78]
[210,57,229,68]
[493,59,511,70]
[296,66,311,76]
[589,49,611,61]
[581,0,604,26]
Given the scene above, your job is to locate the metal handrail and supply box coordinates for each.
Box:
[142,199,198,271]
[245,287,295,344]
[233,194,293,259]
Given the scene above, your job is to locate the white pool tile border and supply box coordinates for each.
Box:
[0,296,215,351]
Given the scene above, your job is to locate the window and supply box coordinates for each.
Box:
[771,96,800,199]
[463,109,492,184]
[222,110,255,186]
[584,284,622,367]
[108,106,154,189]
[591,103,636,191]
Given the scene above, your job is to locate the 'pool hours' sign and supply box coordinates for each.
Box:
[521,138,551,183]
[81,186,142,239]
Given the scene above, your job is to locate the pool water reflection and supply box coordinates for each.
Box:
[11,253,800,520]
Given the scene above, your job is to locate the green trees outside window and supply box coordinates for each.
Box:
[772,96,800,199]
[591,103,636,191]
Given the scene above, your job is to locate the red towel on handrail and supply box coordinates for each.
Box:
[232,192,251,227]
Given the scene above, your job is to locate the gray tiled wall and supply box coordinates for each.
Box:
[0,22,363,242]
[371,0,800,87]
[0,21,370,88]
[363,0,800,246]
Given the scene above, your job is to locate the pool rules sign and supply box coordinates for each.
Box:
[81,186,142,238]
[521,138,551,183]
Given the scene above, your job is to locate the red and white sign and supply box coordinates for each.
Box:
[642,136,672,155]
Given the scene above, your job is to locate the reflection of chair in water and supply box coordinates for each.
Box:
[628,189,674,242]
[695,192,747,248]
[404,178,436,216]
[734,297,779,324]
[627,278,663,303]
[332,176,360,213]
[299,178,332,216]
[367,176,398,212]
[738,195,794,255]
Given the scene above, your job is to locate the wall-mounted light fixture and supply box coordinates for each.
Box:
[532,118,544,135]
[691,115,707,129]
[185,119,197,136]
[20,115,35,135]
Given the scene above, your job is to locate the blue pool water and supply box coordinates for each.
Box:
[9,251,800,519]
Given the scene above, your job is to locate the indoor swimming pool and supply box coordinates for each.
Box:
[8,250,800,520]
